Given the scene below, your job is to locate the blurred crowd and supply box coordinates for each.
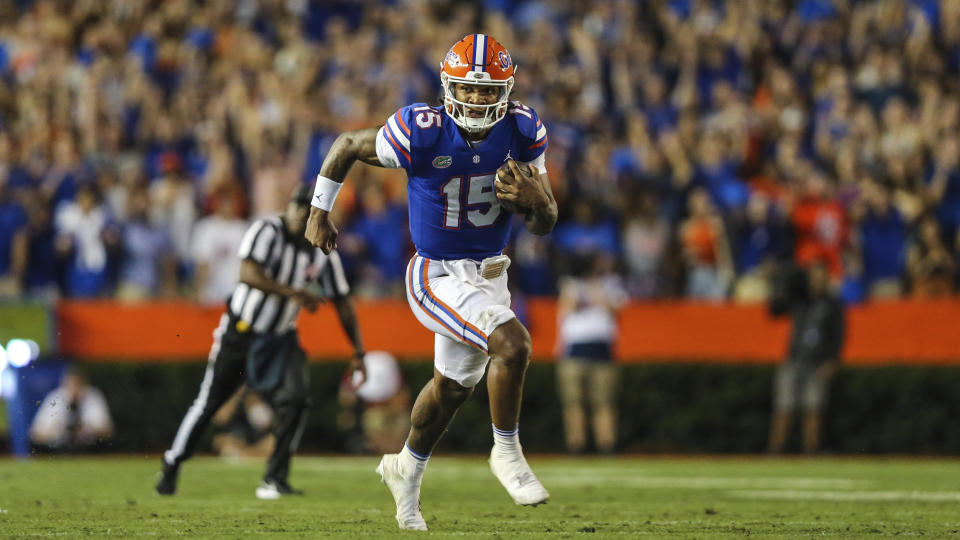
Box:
[1,0,960,304]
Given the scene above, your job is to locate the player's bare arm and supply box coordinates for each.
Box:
[332,294,367,384]
[522,168,558,235]
[495,159,558,235]
[305,126,381,253]
[319,126,383,179]
[238,259,320,312]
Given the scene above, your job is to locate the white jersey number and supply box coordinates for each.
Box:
[414,106,443,129]
[441,174,501,229]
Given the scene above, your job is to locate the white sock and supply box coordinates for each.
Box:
[399,443,429,483]
[492,424,521,455]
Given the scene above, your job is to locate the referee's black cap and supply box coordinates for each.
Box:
[291,183,313,206]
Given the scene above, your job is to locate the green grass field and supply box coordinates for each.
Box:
[1,455,959,538]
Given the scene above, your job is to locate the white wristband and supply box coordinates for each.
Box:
[311,175,343,211]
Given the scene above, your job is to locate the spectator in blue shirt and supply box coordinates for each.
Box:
[343,185,409,297]
[732,192,786,302]
[694,135,749,212]
[736,192,785,275]
[41,137,85,212]
[0,183,28,296]
[21,193,58,299]
[858,181,906,298]
[641,73,678,136]
[117,185,176,301]
[554,199,620,262]
[927,135,960,237]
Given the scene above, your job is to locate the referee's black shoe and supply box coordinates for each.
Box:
[155,461,179,496]
[255,479,304,499]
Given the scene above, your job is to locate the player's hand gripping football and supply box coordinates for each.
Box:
[495,159,549,213]
[306,207,338,254]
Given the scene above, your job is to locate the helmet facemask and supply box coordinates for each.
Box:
[441,72,514,135]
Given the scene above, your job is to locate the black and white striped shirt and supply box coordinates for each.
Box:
[228,216,349,335]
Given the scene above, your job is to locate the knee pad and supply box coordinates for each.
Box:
[435,334,489,388]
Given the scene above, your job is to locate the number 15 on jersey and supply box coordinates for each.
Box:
[441,173,501,230]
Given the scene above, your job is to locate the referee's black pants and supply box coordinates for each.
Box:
[162,314,310,484]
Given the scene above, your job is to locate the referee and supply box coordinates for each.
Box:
[156,184,366,499]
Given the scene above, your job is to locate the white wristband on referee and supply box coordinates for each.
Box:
[311,175,343,211]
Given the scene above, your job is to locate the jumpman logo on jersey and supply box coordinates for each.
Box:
[505,149,512,162]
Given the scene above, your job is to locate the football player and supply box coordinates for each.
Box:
[305,34,557,530]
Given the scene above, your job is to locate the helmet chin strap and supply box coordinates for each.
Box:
[462,108,494,133]
[441,73,512,135]
[445,94,508,134]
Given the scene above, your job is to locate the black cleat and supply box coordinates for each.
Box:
[256,479,304,499]
[275,479,304,495]
[155,461,179,496]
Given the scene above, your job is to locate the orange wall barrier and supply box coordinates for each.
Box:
[56,299,960,365]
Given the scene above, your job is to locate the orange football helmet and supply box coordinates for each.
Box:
[440,34,515,134]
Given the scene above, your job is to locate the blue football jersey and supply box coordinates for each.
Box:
[377,101,548,261]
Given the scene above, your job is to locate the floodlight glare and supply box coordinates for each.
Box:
[6,339,32,368]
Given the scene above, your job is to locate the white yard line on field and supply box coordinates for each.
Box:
[292,459,868,490]
[540,476,864,489]
[730,489,960,502]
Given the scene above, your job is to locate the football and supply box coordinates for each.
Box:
[495,159,537,214]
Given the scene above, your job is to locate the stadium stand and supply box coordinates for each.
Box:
[1,0,959,302]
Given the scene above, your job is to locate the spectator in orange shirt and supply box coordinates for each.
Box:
[680,188,733,300]
[791,172,846,279]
